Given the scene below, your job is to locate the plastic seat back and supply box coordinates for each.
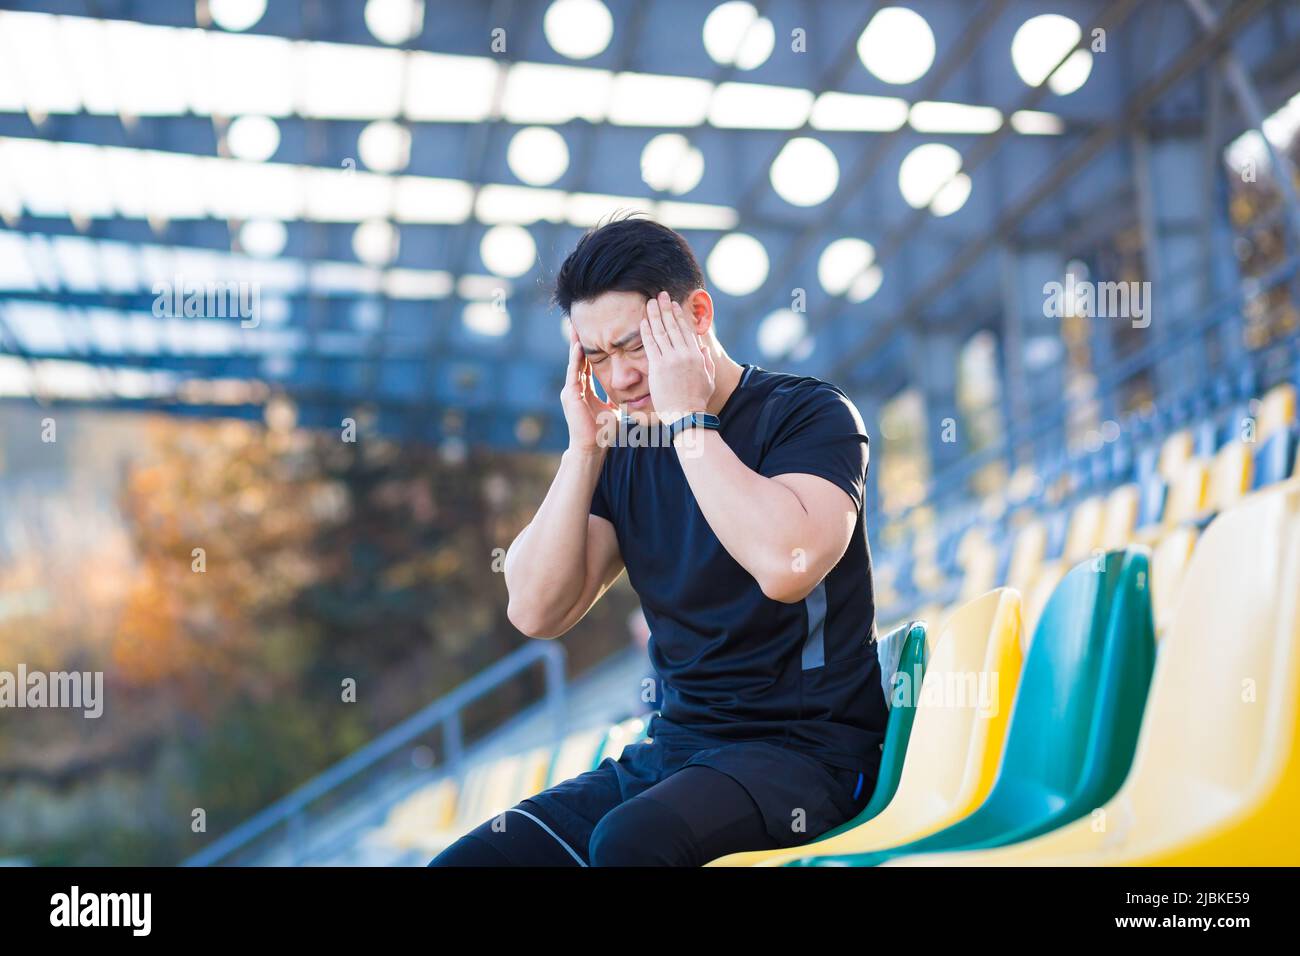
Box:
[1157,430,1194,482]
[858,621,928,823]
[595,715,649,765]
[545,726,608,786]
[1150,526,1197,636]
[984,549,1155,825]
[1117,479,1300,863]
[1257,383,1296,441]
[451,761,495,829]
[1137,473,1167,529]
[1203,440,1252,516]
[956,528,998,601]
[1163,460,1208,526]
[1253,429,1296,488]
[479,754,525,819]
[1062,496,1104,562]
[516,745,553,801]
[1099,483,1139,550]
[804,550,1156,865]
[708,590,1023,867]
[1003,520,1046,593]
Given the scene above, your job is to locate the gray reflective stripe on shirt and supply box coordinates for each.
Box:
[801,581,827,670]
[505,807,588,866]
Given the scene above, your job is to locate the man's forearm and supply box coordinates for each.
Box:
[504,447,605,628]
[672,428,814,598]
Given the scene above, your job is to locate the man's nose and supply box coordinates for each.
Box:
[610,356,642,391]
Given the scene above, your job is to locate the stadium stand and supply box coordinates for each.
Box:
[183,346,1300,866]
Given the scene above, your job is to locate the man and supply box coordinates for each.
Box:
[431,214,885,867]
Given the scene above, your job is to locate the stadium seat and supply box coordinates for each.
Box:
[887,479,1300,866]
[1099,483,1140,550]
[1257,383,1296,439]
[1150,526,1197,636]
[376,777,458,852]
[706,588,1023,867]
[401,759,497,855]
[1062,495,1104,562]
[517,745,553,799]
[1003,519,1047,595]
[1136,471,1167,530]
[595,715,650,764]
[1022,559,1067,647]
[545,726,609,786]
[855,621,929,823]
[1197,439,1252,521]
[794,548,1156,866]
[1157,430,1194,482]
[1139,459,1206,539]
[480,753,527,817]
[1253,427,1297,488]
[955,527,998,602]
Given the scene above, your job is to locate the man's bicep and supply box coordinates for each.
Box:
[545,514,624,637]
[770,472,858,568]
[587,512,625,591]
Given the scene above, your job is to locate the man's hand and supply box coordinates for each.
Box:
[641,291,716,423]
[561,327,619,454]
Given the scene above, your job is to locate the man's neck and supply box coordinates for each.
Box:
[705,354,745,417]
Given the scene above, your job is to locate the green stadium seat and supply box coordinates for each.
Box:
[850,621,929,824]
[793,548,1156,866]
[708,590,1023,867]
[888,479,1300,866]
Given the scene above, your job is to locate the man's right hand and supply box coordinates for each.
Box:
[561,331,619,455]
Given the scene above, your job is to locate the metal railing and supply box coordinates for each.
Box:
[182,639,566,867]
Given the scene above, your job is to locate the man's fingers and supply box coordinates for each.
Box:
[640,314,663,359]
[656,291,683,350]
[669,298,697,349]
[565,338,582,390]
[646,296,670,351]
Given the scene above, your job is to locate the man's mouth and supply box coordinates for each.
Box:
[624,394,651,409]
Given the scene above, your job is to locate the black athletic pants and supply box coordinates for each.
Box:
[429,765,781,867]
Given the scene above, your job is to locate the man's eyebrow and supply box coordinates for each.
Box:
[583,329,642,356]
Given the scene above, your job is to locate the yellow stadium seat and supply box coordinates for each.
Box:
[1257,384,1297,441]
[707,588,1024,867]
[956,527,998,602]
[885,479,1300,867]
[911,528,945,593]
[516,745,553,800]
[1201,440,1253,518]
[379,778,459,850]
[399,759,497,854]
[479,754,526,819]
[546,726,608,786]
[1150,526,1197,637]
[1099,484,1140,551]
[1161,459,1208,528]
[597,715,651,763]
[1003,519,1047,595]
[1157,429,1194,482]
[1062,496,1104,563]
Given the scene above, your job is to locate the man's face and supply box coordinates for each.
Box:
[571,290,660,424]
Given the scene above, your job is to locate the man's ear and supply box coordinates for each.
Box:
[683,289,714,336]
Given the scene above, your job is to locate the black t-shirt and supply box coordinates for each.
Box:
[590,363,886,773]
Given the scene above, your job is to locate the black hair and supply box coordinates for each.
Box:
[551,210,705,316]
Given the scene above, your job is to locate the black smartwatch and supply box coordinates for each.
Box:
[667,411,721,442]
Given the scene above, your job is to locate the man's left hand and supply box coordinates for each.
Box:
[641,291,716,423]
